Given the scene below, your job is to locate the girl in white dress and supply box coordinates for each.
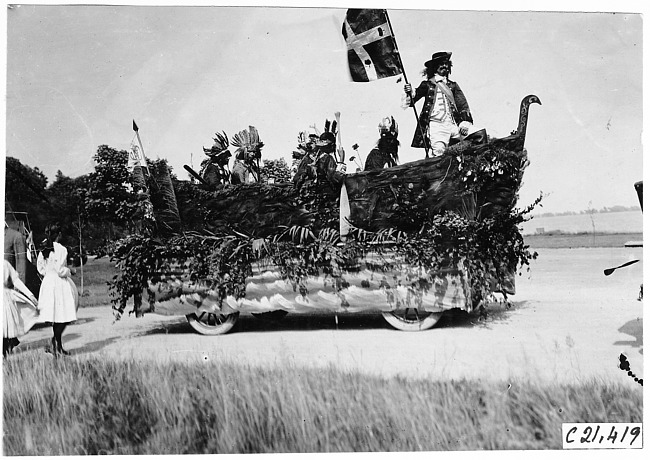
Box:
[3,260,39,356]
[37,224,78,356]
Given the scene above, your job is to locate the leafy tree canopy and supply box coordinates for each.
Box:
[84,145,139,227]
[5,156,51,235]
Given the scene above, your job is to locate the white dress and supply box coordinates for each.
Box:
[3,260,39,338]
[37,242,78,323]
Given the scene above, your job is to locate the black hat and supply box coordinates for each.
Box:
[425,51,452,68]
[319,132,336,144]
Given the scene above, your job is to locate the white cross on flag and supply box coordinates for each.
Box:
[342,9,402,82]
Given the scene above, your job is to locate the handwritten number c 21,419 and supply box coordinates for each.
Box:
[563,423,642,449]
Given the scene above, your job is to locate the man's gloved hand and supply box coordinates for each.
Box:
[459,121,473,137]
[403,84,413,106]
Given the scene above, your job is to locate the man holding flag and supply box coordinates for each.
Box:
[403,51,474,156]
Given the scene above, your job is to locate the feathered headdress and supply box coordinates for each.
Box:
[297,131,308,147]
[202,131,231,167]
[204,131,229,154]
[317,119,337,145]
[231,126,264,160]
[323,119,338,137]
[378,116,398,137]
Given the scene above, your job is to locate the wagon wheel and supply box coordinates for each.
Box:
[382,308,443,332]
[251,310,289,322]
[186,311,240,335]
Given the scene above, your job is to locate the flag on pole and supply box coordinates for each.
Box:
[130,119,150,173]
[128,140,148,172]
[342,9,402,82]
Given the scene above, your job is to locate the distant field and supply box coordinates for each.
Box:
[524,232,643,249]
[520,210,642,235]
[524,233,643,248]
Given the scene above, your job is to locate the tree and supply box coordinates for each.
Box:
[47,171,87,224]
[4,157,51,235]
[84,145,139,241]
[46,171,102,253]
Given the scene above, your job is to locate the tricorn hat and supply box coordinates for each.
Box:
[425,51,452,68]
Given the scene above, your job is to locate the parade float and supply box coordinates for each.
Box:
[108,94,542,335]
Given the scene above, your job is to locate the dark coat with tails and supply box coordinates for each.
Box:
[408,79,473,149]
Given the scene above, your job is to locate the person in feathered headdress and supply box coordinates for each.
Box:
[231,126,264,184]
[293,118,343,188]
[200,131,232,185]
[364,116,400,171]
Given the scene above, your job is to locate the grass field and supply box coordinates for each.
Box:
[2,353,642,455]
[70,257,115,308]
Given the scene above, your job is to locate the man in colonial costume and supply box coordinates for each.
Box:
[403,51,474,156]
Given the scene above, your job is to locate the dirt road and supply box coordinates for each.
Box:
[15,247,643,386]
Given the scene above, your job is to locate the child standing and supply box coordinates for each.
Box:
[37,224,78,356]
[3,260,39,356]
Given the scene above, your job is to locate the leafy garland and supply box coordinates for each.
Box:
[108,142,541,319]
[447,143,529,195]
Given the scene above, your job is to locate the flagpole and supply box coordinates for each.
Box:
[384,11,432,158]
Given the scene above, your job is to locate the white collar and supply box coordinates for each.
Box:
[433,75,447,83]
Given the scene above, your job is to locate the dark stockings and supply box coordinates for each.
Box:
[52,323,69,355]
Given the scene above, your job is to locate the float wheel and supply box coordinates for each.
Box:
[186,311,240,335]
[381,309,443,332]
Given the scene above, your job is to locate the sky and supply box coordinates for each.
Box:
[2,1,646,215]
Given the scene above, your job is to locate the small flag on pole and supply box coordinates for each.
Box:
[130,119,150,173]
[342,9,402,82]
[128,141,148,172]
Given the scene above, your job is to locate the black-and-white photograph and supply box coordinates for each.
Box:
[2,1,644,456]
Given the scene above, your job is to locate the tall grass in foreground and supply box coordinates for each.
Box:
[3,354,642,455]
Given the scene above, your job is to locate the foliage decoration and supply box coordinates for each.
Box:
[108,231,255,318]
[107,139,541,319]
[260,158,292,183]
